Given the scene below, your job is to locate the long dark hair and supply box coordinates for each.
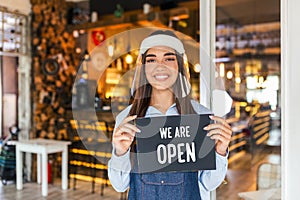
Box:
[129,30,196,117]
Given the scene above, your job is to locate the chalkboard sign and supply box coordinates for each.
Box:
[135,114,216,173]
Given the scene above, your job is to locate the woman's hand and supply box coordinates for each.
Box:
[204,115,232,156]
[112,115,140,156]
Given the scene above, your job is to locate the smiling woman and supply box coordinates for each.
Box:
[107,29,233,200]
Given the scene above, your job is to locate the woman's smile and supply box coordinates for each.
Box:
[153,73,170,81]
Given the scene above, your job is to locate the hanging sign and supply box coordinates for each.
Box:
[92,30,106,46]
[135,114,216,173]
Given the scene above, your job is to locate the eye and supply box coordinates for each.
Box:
[146,58,157,63]
[165,57,176,62]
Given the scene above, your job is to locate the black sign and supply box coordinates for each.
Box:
[135,114,216,173]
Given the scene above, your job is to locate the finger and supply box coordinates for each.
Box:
[113,133,134,142]
[210,133,230,145]
[123,123,141,133]
[209,115,231,129]
[208,124,232,135]
[121,115,138,125]
[121,125,139,137]
[204,124,232,135]
[116,126,136,137]
[214,117,231,129]
[207,129,231,140]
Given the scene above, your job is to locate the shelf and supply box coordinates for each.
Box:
[0,9,28,55]
[216,22,280,35]
[216,50,281,58]
[67,1,198,31]
[216,21,280,59]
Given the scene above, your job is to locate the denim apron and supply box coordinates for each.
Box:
[128,171,201,200]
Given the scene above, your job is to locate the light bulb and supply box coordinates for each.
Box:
[75,47,81,54]
[73,30,79,38]
[193,63,201,73]
[227,71,233,79]
[108,44,114,57]
[125,54,133,64]
[220,63,225,77]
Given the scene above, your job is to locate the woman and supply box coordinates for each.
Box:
[108,30,232,200]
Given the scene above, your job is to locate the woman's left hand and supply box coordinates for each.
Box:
[204,115,232,156]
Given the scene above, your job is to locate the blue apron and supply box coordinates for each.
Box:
[128,171,201,200]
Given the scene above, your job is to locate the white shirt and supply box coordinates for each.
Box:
[108,100,228,200]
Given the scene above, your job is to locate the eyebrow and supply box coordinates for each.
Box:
[145,52,176,58]
[164,52,176,56]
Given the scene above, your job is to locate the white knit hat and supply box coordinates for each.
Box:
[139,34,185,55]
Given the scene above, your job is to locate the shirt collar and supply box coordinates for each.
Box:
[146,103,178,117]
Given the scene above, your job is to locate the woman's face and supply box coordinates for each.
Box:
[144,46,179,92]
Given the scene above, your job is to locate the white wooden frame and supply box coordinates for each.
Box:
[200,0,300,199]
[281,0,300,199]
[199,0,216,199]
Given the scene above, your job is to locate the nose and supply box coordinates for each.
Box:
[155,59,165,65]
[154,62,168,70]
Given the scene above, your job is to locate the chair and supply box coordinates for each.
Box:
[248,109,273,165]
[256,162,281,190]
[69,119,112,195]
[120,190,128,200]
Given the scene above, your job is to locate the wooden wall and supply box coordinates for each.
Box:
[31,0,79,139]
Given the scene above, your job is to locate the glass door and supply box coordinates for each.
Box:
[211,0,281,199]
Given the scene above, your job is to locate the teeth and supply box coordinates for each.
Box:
[155,75,168,79]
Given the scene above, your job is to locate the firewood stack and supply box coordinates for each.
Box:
[31,0,79,140]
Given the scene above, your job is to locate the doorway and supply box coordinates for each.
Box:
[0,56,18,138]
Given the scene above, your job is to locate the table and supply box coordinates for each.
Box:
[15,139,71,196]
[238,188,281,200]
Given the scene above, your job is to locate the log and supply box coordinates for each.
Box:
[39,130,47,138]
[57,107,65,115]
[40,113,48,122]
[47,132,56,139]
[57,129,67,140]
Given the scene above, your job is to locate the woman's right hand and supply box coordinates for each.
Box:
[112,115,140,156]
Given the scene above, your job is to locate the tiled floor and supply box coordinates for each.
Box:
[217,153,280,200]
[0,154,280,200]
[217,127,281,200]
[0,128,281,200]
[0,179,121,200]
